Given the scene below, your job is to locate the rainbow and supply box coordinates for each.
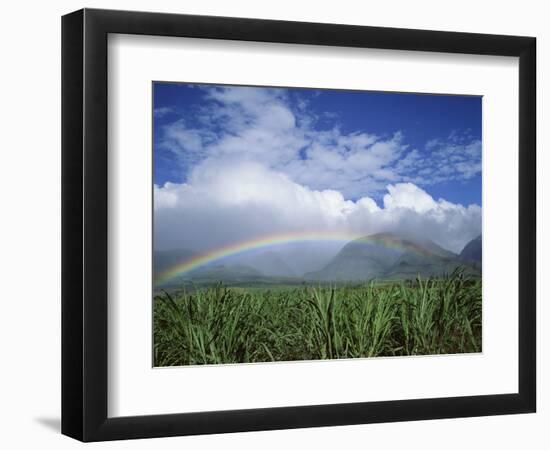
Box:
[154,231,434,285]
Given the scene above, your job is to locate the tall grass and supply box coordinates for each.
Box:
[153,269,481,366]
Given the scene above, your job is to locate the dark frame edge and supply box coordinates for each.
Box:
[61,9,85,442]
[517,37,537,413]
[87,393,531,442]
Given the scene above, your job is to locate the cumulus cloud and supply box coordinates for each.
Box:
[157,86,481,199]
[154,85,482,258]
[154,162,481,254]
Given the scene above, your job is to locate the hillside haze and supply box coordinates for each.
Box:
[459,235,482,263]
[154,233,481,287]
[305,233,480,282]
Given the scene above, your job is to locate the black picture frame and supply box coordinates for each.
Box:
[62,8,536,442]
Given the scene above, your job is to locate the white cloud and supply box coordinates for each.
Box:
[383,183,437,214]
[154,162,481,254]
[403,135,482,185]
[154,86,482,258]
[157,86,481,199]
[163,120,204,153]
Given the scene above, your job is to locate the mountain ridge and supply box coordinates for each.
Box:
[460,235,482,263]
[305,232,479,282]
[154,233,482,287]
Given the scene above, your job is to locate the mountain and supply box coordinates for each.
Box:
[186,264,265,282]
[154,234,482,286]
[229,251,296,277]
[275,242,345,276]
[153,248,196,277]
[305,233,403,281]
[154,248,272,286]
[459,235,482,263]
[305,232,478,282]
[409,237,456,259]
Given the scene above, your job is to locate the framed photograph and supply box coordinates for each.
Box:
[61,8,536,441]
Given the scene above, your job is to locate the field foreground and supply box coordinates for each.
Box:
[153,270,481,366]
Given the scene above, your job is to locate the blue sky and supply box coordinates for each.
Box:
[153,82,481,206]
[153,83,482,253]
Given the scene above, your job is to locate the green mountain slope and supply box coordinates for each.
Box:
[305,232,479,281]
[154,248,196,277]
[460,235,482,263]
